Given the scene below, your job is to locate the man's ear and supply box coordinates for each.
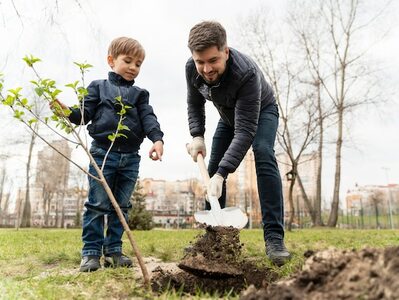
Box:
[107,55,114,68]
[224,47,229,59]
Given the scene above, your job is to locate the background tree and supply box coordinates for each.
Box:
[128,180,153,230]
[240,11,319,230]
[294,0,387,227]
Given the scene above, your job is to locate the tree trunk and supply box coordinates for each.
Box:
[296,173,317,224]
[286,164,297,231]
[0,168,6,213]
[315,81,324,226]
[20,130,37,227]
[328,106,344,227]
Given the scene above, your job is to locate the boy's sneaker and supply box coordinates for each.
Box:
[104,253,133,268]
[80,256,101,272]
[266,239,292,266]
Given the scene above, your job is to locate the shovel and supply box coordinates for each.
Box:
[193,153,248,229]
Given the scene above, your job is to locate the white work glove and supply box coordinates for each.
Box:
[207,173,224,199]
[187,136,206,162]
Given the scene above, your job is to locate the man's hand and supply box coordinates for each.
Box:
[187,136,206,162]
[207,173,224,199]
[149,140,164,161]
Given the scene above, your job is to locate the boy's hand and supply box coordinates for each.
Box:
[50,99,69,116]
[149,140,163,161]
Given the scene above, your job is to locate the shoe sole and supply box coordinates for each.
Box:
[104,262,133,268]
[79,266,100,272]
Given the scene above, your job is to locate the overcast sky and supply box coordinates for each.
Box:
[0,0,398,203]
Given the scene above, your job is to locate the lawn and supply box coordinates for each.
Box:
[0,228,398,299]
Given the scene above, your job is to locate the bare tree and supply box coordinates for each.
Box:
[305,0,387,227]
[239,11,319,230]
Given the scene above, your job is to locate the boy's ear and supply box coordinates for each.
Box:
[107,55,114,68]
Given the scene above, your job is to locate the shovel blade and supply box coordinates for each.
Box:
[194,208,248,229]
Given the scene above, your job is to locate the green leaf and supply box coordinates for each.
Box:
[51,89,62,98]
[65,81,79,89]
[117,133,128,139]
[13,110,24,119]
[107,134,116,142]
[35,87,44,97]
[23,55,41,67]
[117,124,130,131]
[28,118,38,126]
[8,87,22,97]
[3,95,15,106]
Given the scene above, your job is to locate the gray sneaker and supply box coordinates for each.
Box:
[266,239,292,266]
[104,253,133,268]
[79,256,101,272]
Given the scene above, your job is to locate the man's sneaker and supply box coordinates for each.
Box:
[104,253,133,268]
[266,239,292,266]
[79,256,101,272]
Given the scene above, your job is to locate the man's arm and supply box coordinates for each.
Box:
[217,71,261,177]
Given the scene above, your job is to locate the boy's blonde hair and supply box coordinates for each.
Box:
[108,37,145,59]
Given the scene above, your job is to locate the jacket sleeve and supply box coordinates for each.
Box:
[136,89,164,143]
[186,63,206,137]
[218,70,261,176]
[68,81,100,125]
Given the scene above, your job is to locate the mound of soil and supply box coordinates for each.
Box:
[151,226,278,295]
[241,246,399,300]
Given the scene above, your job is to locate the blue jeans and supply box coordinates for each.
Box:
[81,145,140,257]
[208,103,284,242]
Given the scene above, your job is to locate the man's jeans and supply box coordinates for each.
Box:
[81,145,140,257]
[208,103,284,242]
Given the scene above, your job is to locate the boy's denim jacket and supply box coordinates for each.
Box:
[69,72,163,153]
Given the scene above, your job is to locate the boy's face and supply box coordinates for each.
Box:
[192,45,229,85]
[107,54,144,81]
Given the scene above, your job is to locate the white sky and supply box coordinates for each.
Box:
[0,0,398,204]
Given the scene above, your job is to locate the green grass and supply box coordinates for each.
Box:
[0,228,398,299]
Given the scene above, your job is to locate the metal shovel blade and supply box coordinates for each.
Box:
[194,196,248,229]
[194,208,248,229]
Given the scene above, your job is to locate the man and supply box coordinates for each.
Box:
[185,21,291,266]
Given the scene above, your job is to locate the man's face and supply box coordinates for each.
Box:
[107,54,144,81]
[192,46,229,85]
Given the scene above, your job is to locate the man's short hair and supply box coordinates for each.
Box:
[108,37,145,59]
[188,21,227,53]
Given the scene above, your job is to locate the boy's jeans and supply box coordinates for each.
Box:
[81,145,140,257]
[208,103,285,242]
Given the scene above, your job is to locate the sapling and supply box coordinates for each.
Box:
[0,56,151,287]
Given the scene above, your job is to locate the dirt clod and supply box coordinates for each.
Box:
[240,246,399,300]
[151,226,278,295]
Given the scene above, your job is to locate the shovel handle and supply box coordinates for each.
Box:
[196,153,210,185]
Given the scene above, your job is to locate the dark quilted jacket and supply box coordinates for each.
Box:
[186,48,275,176]
[69,72,163,152]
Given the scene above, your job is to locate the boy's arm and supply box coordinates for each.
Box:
[136,90,164,143]
[68,81,100,125]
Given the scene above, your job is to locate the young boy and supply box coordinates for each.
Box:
[55,37,164,272]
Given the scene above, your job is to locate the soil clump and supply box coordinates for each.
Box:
[151,226,278,295]
[241,246,399,300]
[151,226,399,298]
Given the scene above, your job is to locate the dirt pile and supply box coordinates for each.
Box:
[241,246,399,300]
[151,226,278,295]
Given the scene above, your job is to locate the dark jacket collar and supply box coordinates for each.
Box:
[108,72,135,87]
